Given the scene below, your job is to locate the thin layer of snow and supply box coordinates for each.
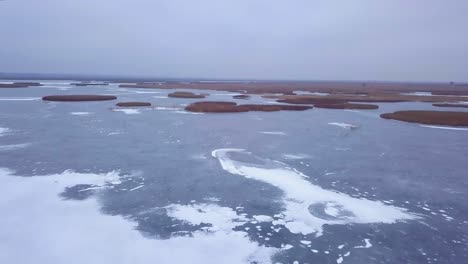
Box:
[0,168,277,264]
[212,149,418,236]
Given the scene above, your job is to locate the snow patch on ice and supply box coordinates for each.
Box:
[0,97,41,101]
[282,154,310,160]
[0,143,30,151]
[212,149,418,236]
[155,106,181,111]
[133,90,162,94]
[0,168,277,264]
[107,132,124,136]
[401,92,433,96]
[129,185,144,192]
[112,108,141,115]
[70,112,92,116]
[0,127,10,137]
[253,215,273,222]
[174,110,204,115]
[166,203,248,232]
[259,131,287,136]
[354,238,372,249]
[420,125,468,131]
[328,122,359,130]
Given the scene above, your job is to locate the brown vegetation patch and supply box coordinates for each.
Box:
[314,103,378,109]
[42,95,117,102]
[380,111,468,126]
[185,101,248,113]
[0,82,42,88]
[185,101,311,113]
[272,92,468,105]
[277,98,348,105]
[432,103,468,108]
[14,82,42,86]
[168,91,206,99]
[119,81,468,97]
[276,97,377,109]
[70,82,109,86]
[244,104,312,112]
[233,94,250,99]
[116,102,151,107]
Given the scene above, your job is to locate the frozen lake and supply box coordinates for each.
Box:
[1,81,467,263]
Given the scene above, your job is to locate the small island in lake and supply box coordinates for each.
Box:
[42,95,117,101]
[380,110,468,126]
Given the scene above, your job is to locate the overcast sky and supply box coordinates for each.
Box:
[0,0,467,81]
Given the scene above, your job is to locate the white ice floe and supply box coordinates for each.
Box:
[259,131,287,136]
[420,125,468,131]
[212,149,418,236]
[328,122,359,130]
[112,108,141,115]
[0,143,30,151]
[0,168,276,264]
[70,112,92,116]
